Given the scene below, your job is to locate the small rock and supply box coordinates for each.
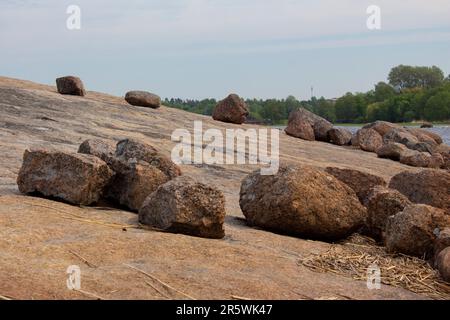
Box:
[212,94,249,124]
[366,188,411,241]
[78,139,115,162]
[389,169,450,211]
[385,204,450,258]
[239,165,367,240]
[356,128,383,152]
[139,176,226,239]
[115,139,181,179]
[328,128,352,146]
[325,167,387,205]
[436,247,450,282]
[17,148,113,205]
[56,76,86,96]
[125,91,161,109]
[376,142,410,161]
[421,122,433,129]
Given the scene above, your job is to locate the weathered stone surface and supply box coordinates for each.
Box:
[115,139,181,179]
[313,119,333,142]
[125,91,161,109]
[421,122,433,129]
[285,108,332,141]
[434,228,450,261]
[212,94,249,124]
[376,142,410,161]
[325,167,387,205]
[139,176,226,239]
[436,247,450,282]
[389,170,450,212]
[399,151,444,169]
[17,148,113,205]
[385,204,450,258]
[406,127,442,145]
[239,165,367,240]
[106,159,169,212]
[356,128,383,152]
[78,139,115,162]
[435,144,450,170]
[384,127,419,146]
[328,128,352,146]
[367,188,411,241]
[363,121,400,137]
[56,76,86,96]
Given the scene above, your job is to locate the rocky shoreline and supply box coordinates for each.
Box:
[0,76,448,300]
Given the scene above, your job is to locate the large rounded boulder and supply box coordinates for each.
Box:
[212,94,249,124]
[285,108,332,142]
[436,247,450,282]
[328,128,352,146]
[139,176,226,239]
[385,204,450,258]
[356,128,383,152]
[239,165,367,240]
[389,169,450,212]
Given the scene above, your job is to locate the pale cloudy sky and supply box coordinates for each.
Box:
[1,0,450,99]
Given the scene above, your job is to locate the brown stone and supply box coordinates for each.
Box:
[212,94,249,124]
[363,121,400,137]
[285,108,332,141]
[436,247,450,282]
[313,119,333,142]
[17,148,113,205]
[325,167,387,205]
[125,91,161,109]
[139,176,226,239]
[356,128,383,152]
[239,165,367,240]
[376,142,410,161]
[106,159,169,212]
[389,169,450,212]
[78,139,115,162]
[367,188,411,241]
[115,139,181,179]
[328,128,352,146]
[385,204,450,258]
[56,76,86,96]
[434,228,450,261]
[399,151,444,169]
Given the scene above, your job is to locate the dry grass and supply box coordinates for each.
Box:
[299,234,450,300]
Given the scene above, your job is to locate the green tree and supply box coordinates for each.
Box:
[388,65,444,90]
[424,91,450,121]
[373,82,396,102]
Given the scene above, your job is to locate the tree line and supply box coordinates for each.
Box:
[164,65,450,125]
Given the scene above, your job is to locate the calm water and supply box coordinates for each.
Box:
[335,125,450,145]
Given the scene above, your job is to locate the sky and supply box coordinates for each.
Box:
[0,0,450,100]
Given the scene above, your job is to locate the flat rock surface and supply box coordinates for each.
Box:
[0,76,425,300]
